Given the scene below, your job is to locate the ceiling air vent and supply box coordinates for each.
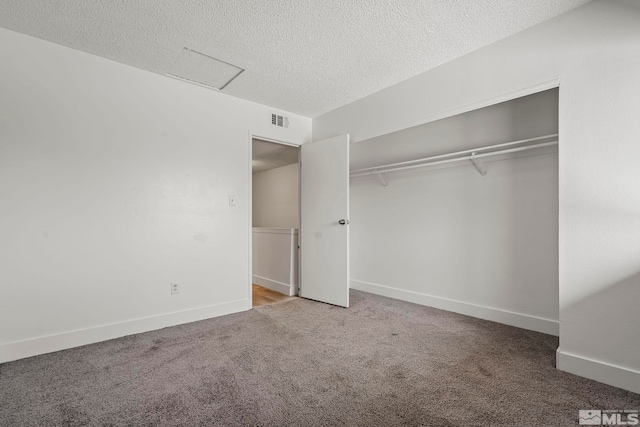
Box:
[271,113,289,128]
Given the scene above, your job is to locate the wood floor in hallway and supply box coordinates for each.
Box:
[252,284,297,307]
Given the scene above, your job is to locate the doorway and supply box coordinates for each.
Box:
[250,138,301,307]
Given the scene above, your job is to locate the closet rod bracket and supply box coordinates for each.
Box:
[470,152,486,176]
[371,170,387,188]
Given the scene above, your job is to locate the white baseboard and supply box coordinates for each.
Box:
[0,298,251,364]
[351,279,559,336]
[557,349,640,394]
[253,275,294,296]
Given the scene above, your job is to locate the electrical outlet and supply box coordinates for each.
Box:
[171,283,179,295]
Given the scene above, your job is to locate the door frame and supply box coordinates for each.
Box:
[248,133,301,307]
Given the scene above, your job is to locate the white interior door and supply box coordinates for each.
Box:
[300,134,350,307]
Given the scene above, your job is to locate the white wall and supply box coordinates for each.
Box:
[252,228,298,296]
[315,0,640,393]
[0,27,311,363]
[252,163,299,228]
[350,90,559,336]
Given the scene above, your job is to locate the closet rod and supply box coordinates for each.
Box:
[350,133,558,177]
[350,139,558,177]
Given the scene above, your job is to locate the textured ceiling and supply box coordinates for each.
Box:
[252,139,299,174]
[0,0,591,117]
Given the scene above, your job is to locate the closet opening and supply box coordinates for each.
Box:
[349,87,560,337]
[250,138,301,308]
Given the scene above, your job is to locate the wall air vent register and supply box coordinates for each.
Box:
[271,113,289,128]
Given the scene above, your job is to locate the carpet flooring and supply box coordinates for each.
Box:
[1,290,638,426]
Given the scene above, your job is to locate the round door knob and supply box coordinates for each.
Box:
[339,219,350,225]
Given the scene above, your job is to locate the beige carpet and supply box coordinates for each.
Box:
[1,290,638,426]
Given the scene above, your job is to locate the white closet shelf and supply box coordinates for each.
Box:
[350,134,558,181]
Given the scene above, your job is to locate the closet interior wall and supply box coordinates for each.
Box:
[350,89,559,335]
